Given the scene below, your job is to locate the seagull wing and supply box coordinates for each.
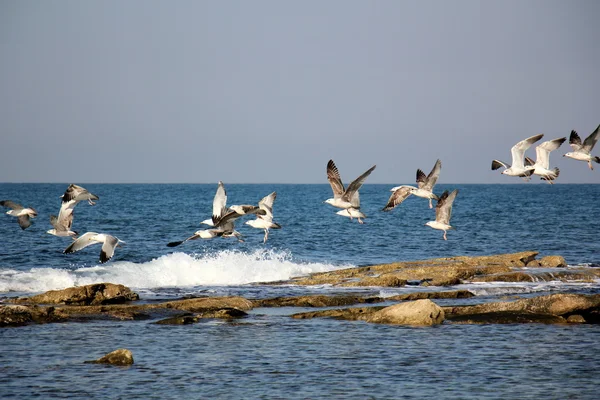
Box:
[327,160,345,198]
[415,169,427,189]
[422,159,442,191]
[62,184,99,204]
[343,164,376,202]
[435,189,458,225]
[212,181,228,224]
[258,192,276,222]
[491,160,510,170]
[510,134,543,169]
[17,215,32,230]
[64,232,99,254]
[382,186,413,211]
[100,235,119,263]
[535,137,566,169]
[569,130,583,151]
[0,200,23,211]
[582,124,600,153]
[57,200,76,229]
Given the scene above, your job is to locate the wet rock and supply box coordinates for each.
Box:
[13,283,139,306]
[292,307,384,320]
[162,296,253,312]
[0,305,67,327]
[444,293,600,322]
[253,295,383,308]
[85,349,134,366]
[155,314,199,325]
[449,311,567,324]
[567,315,586,324]
[366,299,445,326]
[539,255,567,268]
[387,290,474,301]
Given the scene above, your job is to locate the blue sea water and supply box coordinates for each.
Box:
[1,183,599,399]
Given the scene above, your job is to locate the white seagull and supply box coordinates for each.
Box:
[47,206,78,238]
[200,181,263,227]
[384,159,442,210]
[524,137,566,183]
[63,232,124,264]
[245,192,281,243]
[0,200,38,230]
[492,134,543,180]
[425,189,459,241]
[563,124,600,170]
[325,159,376,224]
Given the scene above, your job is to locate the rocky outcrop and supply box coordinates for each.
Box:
[12,283,139,306]
[154,308,248,325]
[284,251,563,287]
[253,295,383,308]
[85,349,134,366]
[366,299,445,325]
[539,255,567,268]
[0,305,67,327]
[161,296,253,312]
[444,294,600,324]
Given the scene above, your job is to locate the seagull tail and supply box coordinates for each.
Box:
[272,222,282,229]
[593,156,600,164]
[167,241,184,248]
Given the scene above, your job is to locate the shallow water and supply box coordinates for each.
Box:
[1,183,599,398]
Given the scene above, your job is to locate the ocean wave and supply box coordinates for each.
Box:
[0,249,351,294]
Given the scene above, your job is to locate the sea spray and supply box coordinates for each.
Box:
[0,248,351,294]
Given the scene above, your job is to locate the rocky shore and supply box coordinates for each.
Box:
[2,252,599,328]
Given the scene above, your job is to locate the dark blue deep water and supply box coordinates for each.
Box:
[1,183,599,399]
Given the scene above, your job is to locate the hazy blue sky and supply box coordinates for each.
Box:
[1,1,599,183]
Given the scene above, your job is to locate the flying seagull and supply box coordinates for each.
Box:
[200,181,263,227]
[384,159,442,210]
[564,124,600,170]
[168,182,254,247]
[325,159,376,224]
[0,200,37,230]
[47,206,78,238]
[524,137,566,183]
[425,189,459,241]
[492,134,543,180]
[245,192,281,243]
[63,232,124,264]
[61,184,99,206]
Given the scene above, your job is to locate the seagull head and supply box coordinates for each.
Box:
[424,221,434,228]
[324,198,335,206]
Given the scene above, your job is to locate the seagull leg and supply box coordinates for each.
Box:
[263,229,269,243]
[429,198,433,209]
[443,231,447,241]
[358,217,364,224]
[589,162,594,170]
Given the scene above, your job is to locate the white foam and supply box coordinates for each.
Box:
[0,249,350,294]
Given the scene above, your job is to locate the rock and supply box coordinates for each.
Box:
[253,295,383,308]
[449,311,567,324]
[0,305,67,326]
[155,314,199,325]
[0,305,33,326]
[539,255,567,268]
[292,307,385,320]
[567,315,586,323]
[14,283,139,306]
[85,349,134,366]
[162,296,253,312]
[366,299,445,326]
[387,290,475,301]
[444,294,600,321]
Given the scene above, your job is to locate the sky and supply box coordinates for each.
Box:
[1,1,599,184]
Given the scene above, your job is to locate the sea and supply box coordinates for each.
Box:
[1,183,599,399]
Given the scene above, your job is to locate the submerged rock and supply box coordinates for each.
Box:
[0,305,67,327]
[13,283,139,306]
[366,299,445,326]
[85,349,134,366]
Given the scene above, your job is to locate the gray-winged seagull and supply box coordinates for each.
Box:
[384,159,442,210]
[425,189,459,241]
[61,184,99,206]
[492,134,543,180]
[325,159,376,224]
[63,232,124,264]
[564,124,600,170]
[524,137,566,183]
[245,192,281,243]
[0,200,37,230]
